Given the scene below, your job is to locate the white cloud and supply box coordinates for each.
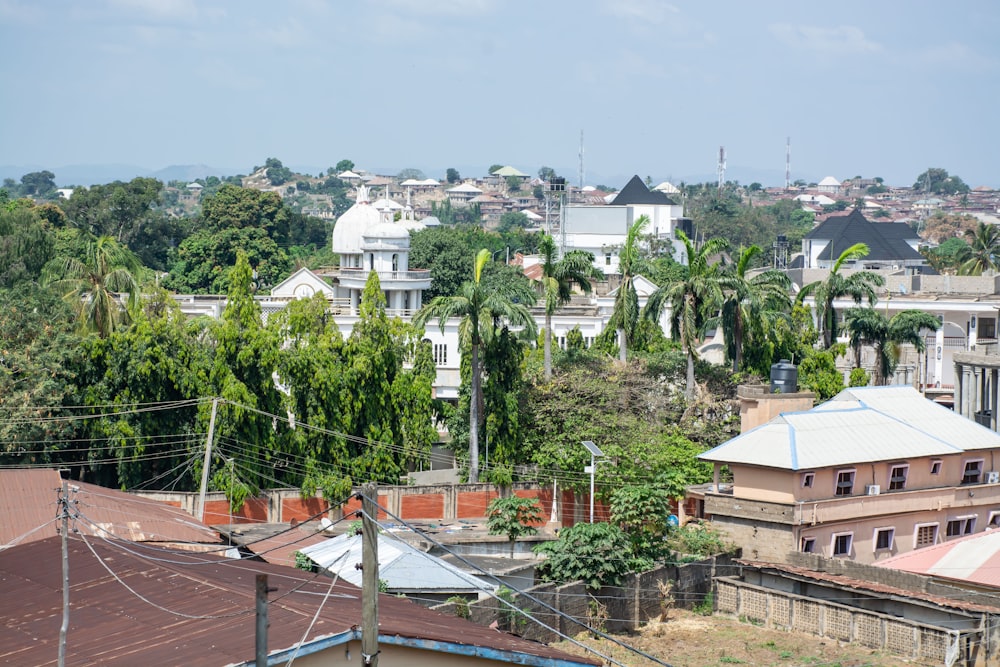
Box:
[601,0,679,24]
[769,23,881,54]
[914,41,998,70]
[106,0,226,23]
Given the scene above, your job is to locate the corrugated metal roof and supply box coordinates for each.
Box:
[833,386,1000,451]
[0,536,598,666]
[301,531,495,593]
[700,387,982,470]
[875,529,1000,589]
[0,469,219,549]
[740,559,1000,613]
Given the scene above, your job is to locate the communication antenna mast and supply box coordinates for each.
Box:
[717,146,726,190]
[785,137,791,190]
[578,129,585,193]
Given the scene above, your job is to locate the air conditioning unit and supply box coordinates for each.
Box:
[987,471,1000,484]
[866,485,881,496]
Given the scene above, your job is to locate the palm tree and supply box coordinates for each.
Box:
[645,230,727,401]
[798,243,885,349]
[414,248,536,483]
[607,215,649,362]
[960,222,1000,275]
[536,234,601,380]
[719,245,791,373]
[44,233,143,338]
[843,308,940,385]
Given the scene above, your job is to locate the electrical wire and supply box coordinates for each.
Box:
[0,518,57,551]
[283,551,350,667]
[76,527,254,620]
[353,507,638,667]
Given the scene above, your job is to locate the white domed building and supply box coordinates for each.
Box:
[330,184,431,315]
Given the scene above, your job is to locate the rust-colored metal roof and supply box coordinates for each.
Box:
[0,536,599,666]
[739,559,1000,614]
[0,469,220,549]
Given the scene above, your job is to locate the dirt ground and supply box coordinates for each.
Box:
[551,609,916,667]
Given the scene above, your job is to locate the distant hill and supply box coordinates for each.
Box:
[0,163,236,187]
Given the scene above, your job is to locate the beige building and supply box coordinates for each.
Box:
[697,386,1000,565]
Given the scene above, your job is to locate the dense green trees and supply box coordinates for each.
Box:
[0,205,54,287]
[960,222,1000,275]
[913,168,970,195]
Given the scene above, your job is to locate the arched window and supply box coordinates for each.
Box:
[392,253,399,272]
[369,253,374,270]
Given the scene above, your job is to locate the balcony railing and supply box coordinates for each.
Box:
[337,268,431,281]
[793,482,1000,526]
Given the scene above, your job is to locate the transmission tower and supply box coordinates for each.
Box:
[785,137,791,190]
[717,146,726,190]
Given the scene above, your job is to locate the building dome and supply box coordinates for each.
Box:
[332,185,382,254]
[363,222,410,241]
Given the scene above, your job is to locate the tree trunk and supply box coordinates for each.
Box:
[686,350,696,401]
[618,328,627,363]
[469,342,480,484]
[544,311,553,381]
[732,313,743,373]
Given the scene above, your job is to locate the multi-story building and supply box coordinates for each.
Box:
[696,385,1000,565]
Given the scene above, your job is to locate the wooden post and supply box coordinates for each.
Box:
[361,483,379,666]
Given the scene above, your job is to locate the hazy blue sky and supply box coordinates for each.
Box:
[2,0,998,187]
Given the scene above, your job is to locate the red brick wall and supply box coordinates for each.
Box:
[281,496,328,523]
[204,497,268,525]
[341,494,388,521]
[401,492,445,519]
[513,488,549,526]
[457,489,501,518]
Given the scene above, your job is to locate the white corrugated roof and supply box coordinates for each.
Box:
[699,386,976,470]
[300,532,495,594]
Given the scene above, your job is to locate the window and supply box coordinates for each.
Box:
[979,317,996,340]
[989,511,1000,528]
[835,469,855,496]
[930,460,942,475]
[800,537,815,553]
[962,460,984,485]
[832,533,853,556]
[874,528,894,551]
[915,523,938,547]
[801,472,815,489]
[888,464,908,491]
[432,343,448,365]
[604,252,612,266]
[946,516,976,538]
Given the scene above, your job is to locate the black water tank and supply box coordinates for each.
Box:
[770,360,798,394]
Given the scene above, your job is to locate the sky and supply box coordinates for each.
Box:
[1,0,998,188]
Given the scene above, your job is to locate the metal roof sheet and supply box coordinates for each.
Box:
[0,536,597,666]
[0,469,219,550]
[301,531,495,593]
[875,529,1000,589]
[700,387,969,470]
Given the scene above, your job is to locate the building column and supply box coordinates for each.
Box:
[934,327,945,386]
[972,367,982,418]
[992,369,999,431]
[956,364,967,417]
[350,289,359,315]
[970,316,979,351]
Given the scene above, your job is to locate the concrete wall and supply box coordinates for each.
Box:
[135,482,603,529]
[738,385,816,433]
[433,555,738,643]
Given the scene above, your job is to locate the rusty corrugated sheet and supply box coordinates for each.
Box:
[0,536,600,666]
[0,469,219,549]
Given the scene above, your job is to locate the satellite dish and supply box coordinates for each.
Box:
[320,517,334,533]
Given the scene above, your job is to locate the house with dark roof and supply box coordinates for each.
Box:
[0,535,601,666]
[561,175,690,276]
[801,208,928,272]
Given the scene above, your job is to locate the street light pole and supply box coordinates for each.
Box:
[581,440,604,523]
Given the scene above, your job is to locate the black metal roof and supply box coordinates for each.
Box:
[609,175,677,206]
[805,209,924,262]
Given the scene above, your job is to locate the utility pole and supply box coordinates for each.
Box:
[58,475,72,667]
[361,483,379,666]
[197,397,219,522]
[255,574,274,666]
